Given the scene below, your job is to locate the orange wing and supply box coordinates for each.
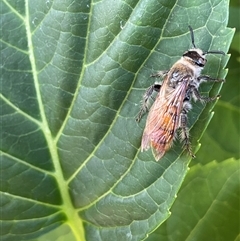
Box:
[141,75,190,161]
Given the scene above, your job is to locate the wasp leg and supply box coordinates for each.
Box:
[136,70,168,122]
[190,85,220,103]
[136,83,161,122]
[179,107,196,158]
[197,75,225,83]
[150,70,169,78]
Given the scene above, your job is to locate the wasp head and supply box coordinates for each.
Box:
[182,26,225,68]
[183,48,207,68]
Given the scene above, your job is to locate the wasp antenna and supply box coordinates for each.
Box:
[205,50,225,55]
[188,25,196,48]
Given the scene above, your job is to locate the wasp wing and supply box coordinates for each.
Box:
[141,75,190,161]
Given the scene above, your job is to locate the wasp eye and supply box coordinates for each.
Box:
[195,57,206,67]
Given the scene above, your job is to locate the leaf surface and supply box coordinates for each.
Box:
[0,0,234,240]
[146,159,240,241]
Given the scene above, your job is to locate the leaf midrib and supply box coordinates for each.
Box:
[24,1,85,240]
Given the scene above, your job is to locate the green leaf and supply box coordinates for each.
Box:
[146,3,240,240]
[146,158,240,241]
[192,101,240,164]
[190,1,240,165]
[0,0,234,240]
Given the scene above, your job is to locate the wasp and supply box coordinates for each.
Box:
[136,26,225,161]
